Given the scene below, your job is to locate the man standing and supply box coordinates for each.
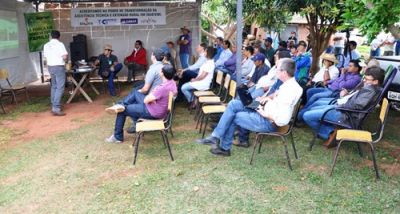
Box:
[43,30,68,116]
[124,40,147,83]
[197,59,302,156]
[177,26,191,69]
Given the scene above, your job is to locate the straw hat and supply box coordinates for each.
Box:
[321,53,338,64]
[180,26,191,33]
[104,44,113,51]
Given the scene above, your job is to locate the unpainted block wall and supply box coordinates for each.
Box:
[45,1,200,75]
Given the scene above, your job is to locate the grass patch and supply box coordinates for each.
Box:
[0,103,399,213]
[0,96,49,121]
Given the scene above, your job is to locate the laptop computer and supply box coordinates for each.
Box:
[237,85,262,110]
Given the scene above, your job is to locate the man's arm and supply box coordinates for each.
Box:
[139,83,151,94]
[144,93,156,104]
[191,71,207,82]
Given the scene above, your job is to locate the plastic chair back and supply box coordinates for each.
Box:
[216,71,224,85]
[228,80,237,98]
[375,98,390,143]
[277,99,302,135]
[0,69,9,80]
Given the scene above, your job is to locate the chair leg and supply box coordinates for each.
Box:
[160,130,167,148]
[282,137,293,171]
[195,111,202,130]
[11,91,17,105]
[290,132,298,159]
[370,144,380,179]
[356,142,363,157]
[0,100,5,114]
[309,132,317,151]
[258,135,263,154]
[133,132,142,165]
[250,134,260,165]
[169,127,174,138]
[330,140,343,176]
[202,114,210,138]
[163,130,174,161]
[198,113,205,133]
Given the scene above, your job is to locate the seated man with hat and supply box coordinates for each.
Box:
[94,44,123,96]
[310,53,340,86]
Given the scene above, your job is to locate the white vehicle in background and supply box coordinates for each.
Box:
[375,56,400,111]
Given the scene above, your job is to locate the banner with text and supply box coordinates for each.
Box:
[24,12,54,52]
[71,7,166,27]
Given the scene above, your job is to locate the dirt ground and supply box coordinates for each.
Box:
[0,82,127,148]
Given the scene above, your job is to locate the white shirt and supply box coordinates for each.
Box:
[333,32,345,48]
[256,65,278,89]
[312,65,340,82]
[383,34,395,51]
[262,77,303,126]
[43,39,68,66]
[186,52,207,71]
[190,59,215,90]
[370,38,383,51]
[215,48,233,67]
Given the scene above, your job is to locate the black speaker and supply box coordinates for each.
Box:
[70,41,88,64]
[73,34,87,43]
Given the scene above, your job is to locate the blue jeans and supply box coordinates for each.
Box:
[108,63,123,96]
[298,97,334,121]
[370,48,381,58]
[178,69,198,101]
[211,99,277,150]
[303,105,342,139]
[304,88,334,109]
[180,53,190,69]
[249,86,265,99]
[48,66,66,112]
[181,82,196,103]
[113,89,154,141]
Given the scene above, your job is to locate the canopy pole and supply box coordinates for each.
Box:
[35,1,45,83]
[235,0,243,85]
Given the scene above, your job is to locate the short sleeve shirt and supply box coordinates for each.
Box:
[179,34,191,54]
[146,80,177,119]
[43,39,68,66]
[190,59,215,90]
[144,61,163,92]
[98,54,118,73]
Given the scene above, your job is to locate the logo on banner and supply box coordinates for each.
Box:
[121,18,138,25]
[99,19,118,25]
[80,17,93,26]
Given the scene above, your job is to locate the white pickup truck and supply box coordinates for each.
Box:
[375,56,400,110]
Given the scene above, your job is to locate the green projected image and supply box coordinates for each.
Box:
[0,10,19,59]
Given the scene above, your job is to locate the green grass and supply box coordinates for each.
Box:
[358,45,370,59]
[0,102,399,213]
[0,96,49,121]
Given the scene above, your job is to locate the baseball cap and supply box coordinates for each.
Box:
[252,53,266,62]
[265,37,273,43]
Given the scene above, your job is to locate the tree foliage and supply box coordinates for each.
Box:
[342,0,400,40]
[276,0,345,74]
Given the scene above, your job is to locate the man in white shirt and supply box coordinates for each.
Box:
[196,58,303,156]
[333,32,345,55]
[214,40,233,68]
[43,30,68,116]
[382,33,395,56]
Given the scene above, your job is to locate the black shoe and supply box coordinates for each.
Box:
[195,136,219,145]
[210,147,231,156]
[126,126,136,134]
[52,111,66,116]
[234,141,250,148]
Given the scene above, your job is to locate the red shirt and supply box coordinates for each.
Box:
[125,48,147,66]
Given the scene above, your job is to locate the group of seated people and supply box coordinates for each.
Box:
[102,36,385,159]
[93,40,176,97]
